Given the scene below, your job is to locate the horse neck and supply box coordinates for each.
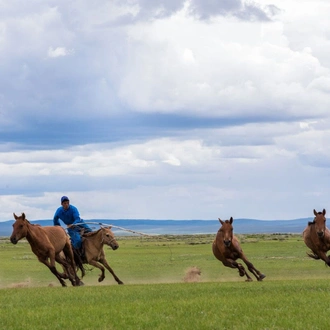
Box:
[85,229,104,249]
[25,222,43,246]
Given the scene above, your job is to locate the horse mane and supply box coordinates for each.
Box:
[24,219,41,227]
[83,229,101,237]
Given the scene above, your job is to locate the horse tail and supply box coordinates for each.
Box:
[73,250,86,278]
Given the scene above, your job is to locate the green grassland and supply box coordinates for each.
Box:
[1,234,330,329]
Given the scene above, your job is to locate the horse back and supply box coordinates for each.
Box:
[302,225,313,249]
[42,226,70,253]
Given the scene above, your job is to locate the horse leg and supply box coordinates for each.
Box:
[223,258,253,282]
[240,253,266,281]
[235,262,253,282]
[316,251,330,266]
[87,259,106,282]
[55,254,82,287]
[99,256,124,285]
[38,257,67,287]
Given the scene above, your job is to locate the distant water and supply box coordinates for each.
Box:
[0,218,310,237]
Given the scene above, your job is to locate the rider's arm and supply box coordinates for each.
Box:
[71,206,81,225]
[53,210,61,226]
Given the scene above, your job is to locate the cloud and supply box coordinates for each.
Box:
[188,0,278,21]
[47,46,74,58]
[1,0,330,222]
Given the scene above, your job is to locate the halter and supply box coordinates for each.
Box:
[100,225,117,245]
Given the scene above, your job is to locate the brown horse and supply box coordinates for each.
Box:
[303,209,330,266]
[74,226,123,284]
[212,217,266,282]
[10,213,83,287]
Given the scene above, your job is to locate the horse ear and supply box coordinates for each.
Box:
[22,213,26,220]
[218,218,224,225]
[13,213,18,220]
[229,217,233,224]
[313,209,317,216]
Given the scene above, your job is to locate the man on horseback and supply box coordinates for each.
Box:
[53,196,92,260]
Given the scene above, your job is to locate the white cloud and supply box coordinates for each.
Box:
[47,46,73,57]
[116,12,330,118]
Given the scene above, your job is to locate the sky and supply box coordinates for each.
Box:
[0,0,330,222]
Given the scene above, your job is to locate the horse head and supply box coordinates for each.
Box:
[218,217,234,247]
[313,209,326,238]
[101,226,119,250]
[10,213,28,244]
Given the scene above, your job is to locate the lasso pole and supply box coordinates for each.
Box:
[83,221,155,237]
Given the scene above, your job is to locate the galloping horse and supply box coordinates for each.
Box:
[212,217,266,282]
[10,213,83,287]
[74,226,123,284]
[303,209,330,266]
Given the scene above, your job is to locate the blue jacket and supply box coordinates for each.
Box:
[53,205,91,249]
[53,204,82,226]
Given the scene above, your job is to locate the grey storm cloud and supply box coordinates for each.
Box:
[110,0,277,23]
[188,0,278,21]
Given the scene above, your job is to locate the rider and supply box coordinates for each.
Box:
[53,196,92,258]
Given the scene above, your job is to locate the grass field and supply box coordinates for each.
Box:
[1,234,330,329]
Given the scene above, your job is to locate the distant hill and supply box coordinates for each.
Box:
[0,218,311,237]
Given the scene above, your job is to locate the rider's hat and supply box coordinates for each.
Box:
[61,196,69,203]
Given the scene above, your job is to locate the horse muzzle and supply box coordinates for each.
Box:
[224,240,231,247]
[317,231,324,238]
[10,237,18,244]
[111,244,119,250]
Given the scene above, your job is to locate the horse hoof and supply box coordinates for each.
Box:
[259,274,266,281]
[118,281,124,285]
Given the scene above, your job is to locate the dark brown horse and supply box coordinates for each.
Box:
[10,213,83,287]
[74,226,123,284]
[303,209,330,266]
[212,217,266,282]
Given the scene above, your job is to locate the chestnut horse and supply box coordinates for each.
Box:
[10,213,83,287]
[73,226,123,284]
[212,217,266,282]
[303,209,330,266]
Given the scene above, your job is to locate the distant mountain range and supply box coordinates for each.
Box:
[0,218,312,237]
